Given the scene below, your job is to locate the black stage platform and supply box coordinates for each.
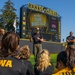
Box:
[20,39,65,53]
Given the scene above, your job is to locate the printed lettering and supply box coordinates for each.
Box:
[0,60,12,67]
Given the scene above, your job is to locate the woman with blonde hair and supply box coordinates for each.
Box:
[34,49,54,75]
[18,45,31,60]
[16,45,35,75]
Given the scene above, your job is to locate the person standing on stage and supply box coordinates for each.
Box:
[66,31,75,49]
[30,27,44,61]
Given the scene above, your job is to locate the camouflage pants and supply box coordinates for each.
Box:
[33,44,42,61]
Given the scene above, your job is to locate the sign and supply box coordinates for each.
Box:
[29,13,48,27]
[50,17,58,32]
[28,3,58,17]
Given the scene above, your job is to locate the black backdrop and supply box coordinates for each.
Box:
[20,39,65,53]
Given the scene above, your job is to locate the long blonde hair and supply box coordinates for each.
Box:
[37,49,51,71]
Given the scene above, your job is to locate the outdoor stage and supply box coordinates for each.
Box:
[20,39,65,53]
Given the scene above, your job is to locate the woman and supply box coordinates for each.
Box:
[16,45,35,75]
[34,49,54,75]
[0,32,27,75]
[53,50,75,75]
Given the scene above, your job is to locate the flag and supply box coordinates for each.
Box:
[13,18,16,33]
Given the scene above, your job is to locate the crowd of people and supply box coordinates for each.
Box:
[0,28,75,75]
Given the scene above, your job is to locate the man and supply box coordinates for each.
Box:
[30,27,44,61]
[66,31,75,49]
[0,28,5,48]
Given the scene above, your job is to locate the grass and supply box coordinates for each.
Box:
[29,55,35,65]
[29,54,58,67]
[50,54,57,68]
[50,53,57,62]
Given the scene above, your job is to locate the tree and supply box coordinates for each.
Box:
[0,14,4,28]
[0,0,19,31]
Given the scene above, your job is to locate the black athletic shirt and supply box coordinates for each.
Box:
[66,36,75,46]
[21,60,35,75]
[32,33,43,44]
[0,56,27,75]
[34,63,54,75]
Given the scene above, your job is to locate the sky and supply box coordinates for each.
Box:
[0,0,75,42]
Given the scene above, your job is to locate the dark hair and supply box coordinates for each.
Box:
[57,48,75,71]
[56,51,67,67]
[0,32,19,57]
[70,31,73,34]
